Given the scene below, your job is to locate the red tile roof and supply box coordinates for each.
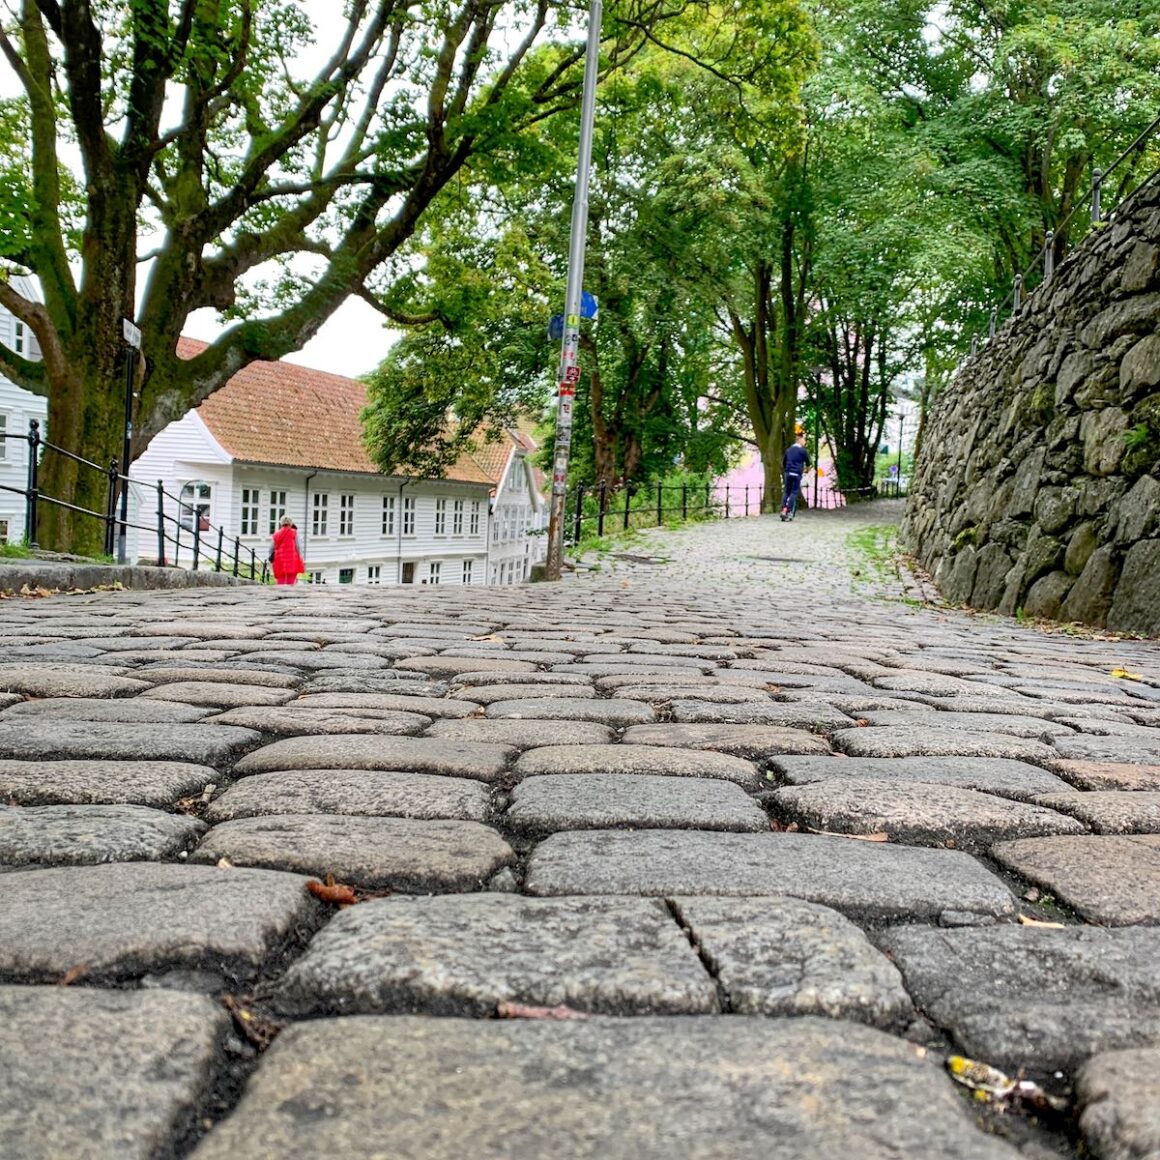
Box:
[176,338,491,485]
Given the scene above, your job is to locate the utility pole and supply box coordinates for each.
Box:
[118,319,141,564]
[544,0,602,581]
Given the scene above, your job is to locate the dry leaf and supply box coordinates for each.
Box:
[770,819,800,832]
[221,995,282,1051]
[1017,914,1065,929]
[497,1001,589,1021]
[1110,667,1143,681]
[469,634,504,642]
[216,857,233,869]
[806,828,889,842]
[58,964,89,987]
[306,876,359,906]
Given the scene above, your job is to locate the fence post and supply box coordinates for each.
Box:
[156,481,167,566]
[1013,273,1022,312]
[1044,230,1055,282]
[215,527,224,572]
[232,537,240,578]
[1092,168,1102,225]
[572,483,584,544]
[261,560,269,584]
[248,546,257,580]
[724,487,730,519]
[25,419,39,548]
[597,481,607,537]
[744,485,749,516]
[103,459,118,557]
[191,518,201,571]
[622,482,631,531]
[656,483,663,526]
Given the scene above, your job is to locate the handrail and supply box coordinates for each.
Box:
[974,110,1160,353]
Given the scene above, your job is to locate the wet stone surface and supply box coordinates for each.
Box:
[276,894,717,1017]
[190,1015,1021,1160]
[0,803,207,866]
[0,986,228,1160]
[191,814,514,892]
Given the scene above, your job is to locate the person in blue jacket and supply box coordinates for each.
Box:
[780,430,811,521]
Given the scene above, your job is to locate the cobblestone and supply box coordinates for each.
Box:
[2,503,1158,1159]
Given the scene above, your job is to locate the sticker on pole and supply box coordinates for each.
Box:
[563,365,580,384]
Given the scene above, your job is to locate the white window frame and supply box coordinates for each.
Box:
[13,321,24,355]
[402,495,416,536]
[462,559,473,585]
[429,561,441,584]
[308,570,325,584]
[367,565,381,584]
[0,413,7,462]
[470,500,480,535]
[434,497,447,536]
[452,499,464,535]
[312,493,329,537]
[339,493,355,537]
[382,495,395,536]
[267,490,287,534]
[240,488,260,536]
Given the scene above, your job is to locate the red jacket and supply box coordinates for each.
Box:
[272,525,304,578]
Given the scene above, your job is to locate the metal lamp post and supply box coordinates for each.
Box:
[118,318,141,563]
[544,0,602,581]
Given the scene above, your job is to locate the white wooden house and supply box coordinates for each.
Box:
[130,341,496,584]
[472,426,549,585]
[0,284,48,546]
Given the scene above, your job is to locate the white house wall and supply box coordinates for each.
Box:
[488,448,547,585]
[0,296,48,546]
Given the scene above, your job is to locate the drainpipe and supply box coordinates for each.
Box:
[396,477,408,583]
[303,469,318,570]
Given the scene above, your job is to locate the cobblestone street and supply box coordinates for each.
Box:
[2,499,1159,1159]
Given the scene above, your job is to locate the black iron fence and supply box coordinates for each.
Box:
[0,418,268,581]
[564,476,899,544]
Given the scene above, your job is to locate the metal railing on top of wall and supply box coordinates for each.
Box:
[970,112,1160,358]
[0,418,268,581]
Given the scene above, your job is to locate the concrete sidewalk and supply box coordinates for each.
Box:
[1,501,1157,1159]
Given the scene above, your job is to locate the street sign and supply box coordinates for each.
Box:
[548,314,564,342]
[122,319,142,349]
[580,290,599,319]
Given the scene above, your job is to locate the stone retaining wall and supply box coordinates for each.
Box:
[901,179,1160,636]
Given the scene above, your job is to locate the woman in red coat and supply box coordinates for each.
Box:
[271,516,305,585]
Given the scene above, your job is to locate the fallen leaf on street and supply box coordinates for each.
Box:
[221,995,282,1051]
[1018,914,1065,929]
[216,857,233,869]
[306,875,359,906]
[497,1001,589,1021]
[58,964,89,986]
[946,1055,1067,1114]
[806,828,889,842]
[1110,667,1143,681]
[770,819,800,832]
[469,634,504,642]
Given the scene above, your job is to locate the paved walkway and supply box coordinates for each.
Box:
[2,501,1159,1160]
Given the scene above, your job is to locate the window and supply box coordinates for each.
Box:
[401,561,416,584]
[429,561,441,584]
[402,496,416,535]
[452,499,464,535]
[241,488,260,536]
[462,559,473,585]
[492,511,499,541]
[13,321,24,355]
[470,500,480,535]
[0,519,8,545]
[434,498,447,535]
[308,570,325,584]
[0,413,6,461]
[338,567,354,584]
[367,565,381,584]
[267,490,287,534]
[382,495,395,536]
[179,481,212,530]
[339,494,355,536]
[312,493,329,536]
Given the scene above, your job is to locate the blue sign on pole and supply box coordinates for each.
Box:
[580,291,599,319]
[548,314,564,342]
